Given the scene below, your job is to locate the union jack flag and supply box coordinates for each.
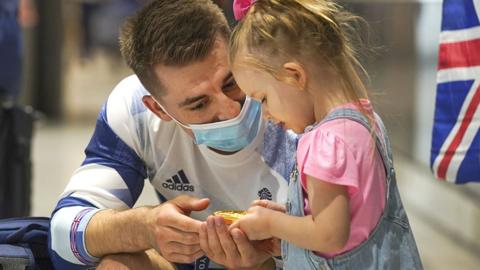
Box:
[431,0,480,184]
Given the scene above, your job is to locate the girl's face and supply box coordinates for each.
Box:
[232,65,315,133]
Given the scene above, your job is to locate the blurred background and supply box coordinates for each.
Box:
[5,0,480,269]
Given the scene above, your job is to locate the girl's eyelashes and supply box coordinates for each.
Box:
[222,79,237,92]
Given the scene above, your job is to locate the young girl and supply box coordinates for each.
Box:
[228,0,423,269]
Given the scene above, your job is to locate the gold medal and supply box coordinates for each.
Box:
[213,210,246,225]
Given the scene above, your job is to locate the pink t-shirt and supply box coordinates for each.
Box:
[296,100,386,258]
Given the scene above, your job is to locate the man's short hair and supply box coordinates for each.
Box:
[120,0,230,97]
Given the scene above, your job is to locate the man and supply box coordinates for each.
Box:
[49,0,297,269]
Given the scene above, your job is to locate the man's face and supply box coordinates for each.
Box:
[144,38,245,138]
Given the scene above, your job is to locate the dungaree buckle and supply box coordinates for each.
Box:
[290,165,298,182]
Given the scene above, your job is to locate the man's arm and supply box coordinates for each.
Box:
[49,93,208,268]
[49,102,149,268]
[85,195,209,262]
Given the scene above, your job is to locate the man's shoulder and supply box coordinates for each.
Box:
[262,121,298,146]
[106,75,149,116]
[97,75,178,159]
[258,121,298,181]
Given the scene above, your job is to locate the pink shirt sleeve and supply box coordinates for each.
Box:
[299,128,360,195]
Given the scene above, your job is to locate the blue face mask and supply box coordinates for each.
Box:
[156,96,262,152]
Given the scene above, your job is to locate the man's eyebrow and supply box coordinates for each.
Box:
[178,95,207,107]
[178,73,233,107]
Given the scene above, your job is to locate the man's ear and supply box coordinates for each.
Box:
[142,95,173,121]
[282,62,307,91]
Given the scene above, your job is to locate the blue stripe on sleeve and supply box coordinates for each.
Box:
[82,104,147,207]
[52,196,96,216]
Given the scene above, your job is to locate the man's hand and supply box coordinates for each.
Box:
[199,215,272,269]
[253,238,281,258]
[147,195,210,264]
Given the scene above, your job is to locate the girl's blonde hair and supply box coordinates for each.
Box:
[230,0,371,117]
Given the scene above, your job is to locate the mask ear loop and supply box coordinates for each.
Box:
[151,96,192,129]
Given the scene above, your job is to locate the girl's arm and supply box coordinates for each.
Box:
[231,175,350,254]
[271,175,350,253]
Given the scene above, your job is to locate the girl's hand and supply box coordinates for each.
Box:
[229,206,274,241]
[251,199,286,213]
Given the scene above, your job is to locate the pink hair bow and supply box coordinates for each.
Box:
[233,0,256,20]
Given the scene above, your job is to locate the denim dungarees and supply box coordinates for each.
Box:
[281,108,423,270]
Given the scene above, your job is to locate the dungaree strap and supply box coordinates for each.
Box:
[316,108,394,191]
[373,113,394,168]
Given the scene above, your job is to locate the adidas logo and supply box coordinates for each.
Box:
[258,187,272,200]
[162,170,195,192]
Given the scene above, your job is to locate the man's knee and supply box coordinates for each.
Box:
[246,258,276,270]
[97,253,134,270]
[97,250,177,270]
